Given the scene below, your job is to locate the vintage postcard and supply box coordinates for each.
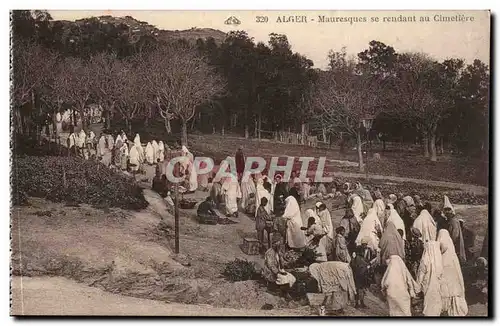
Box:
[10,10,490,317]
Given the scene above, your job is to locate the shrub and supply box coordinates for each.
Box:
[11,156,148,210]
[222,258,258,282]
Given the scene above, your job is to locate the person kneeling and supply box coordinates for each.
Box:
[197,197,218,225]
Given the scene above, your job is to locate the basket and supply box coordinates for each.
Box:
[179,199,197,209]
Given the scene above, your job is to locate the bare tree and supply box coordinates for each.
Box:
[143,43,226,145]
[314,50,386,172]
[114,58,147,135]
[12,41,58,134]
[54,56,94,129]
[391,52,444,161]
[89,52,124,130]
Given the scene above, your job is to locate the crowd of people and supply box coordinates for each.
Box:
[65,132,487,317]
[200,148,487,317]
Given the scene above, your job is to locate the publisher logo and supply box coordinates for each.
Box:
[224,16,241,25]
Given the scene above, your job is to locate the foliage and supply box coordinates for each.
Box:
[10,11,489,161]
[222,258,259,282]
[11,156,148,210]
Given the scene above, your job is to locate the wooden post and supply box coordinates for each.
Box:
[174,183,180,254]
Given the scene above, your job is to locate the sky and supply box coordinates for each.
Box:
[49,10,490,70]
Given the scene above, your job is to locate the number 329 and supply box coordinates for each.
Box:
[256,16,268,23]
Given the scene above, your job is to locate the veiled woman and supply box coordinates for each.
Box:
[417,240,444,316]
[381,254,420,316]
[413,209,437,243]
[281,196,306,249]
[437,229,468,316]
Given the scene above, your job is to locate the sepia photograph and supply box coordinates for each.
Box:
[10,9,490,317]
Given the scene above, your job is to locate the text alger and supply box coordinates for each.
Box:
[276,16,308,23]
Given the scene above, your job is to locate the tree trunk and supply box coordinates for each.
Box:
[181,120,188,146]
[423,132,430,158]
[244,125,249,139]
[439,137,444,155]
[254,117,257,138]
[356,131,364,172]
[258,115,262,140]
[190,114,196,131]
[80,107,87,130]
[164,118,172,134]
[124,118,130,135]
[430,131,437,162]
[221,125,225,136]
[301,123,306,145]
[322,127,327,143]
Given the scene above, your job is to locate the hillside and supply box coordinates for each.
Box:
[51,14,228,45]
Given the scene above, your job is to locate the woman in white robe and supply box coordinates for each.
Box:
[221,176,241,216]
[77,130,86,149]
[437,229,468,316]
[315,204,334,258]
[145,142,154,164]
[381,255,420,316]
[417,240,444,316]
[106,134,115,151]
[282,196,306,249]
[240,176,256,210]
[115,134,123,146]
[349,193,365,224]
[186,159,198,191]
[413,209,437,243]
[255,178,272,217]
[355,207,383,250]
[129,145,140,172]
[181,145,194,162]
[157,141,165,163]
[152,140,159,163]
[56,112,63,134]
[386,204,406,240]
[97,135,107,157]
[119,141,129,170]
[133,134,144,163]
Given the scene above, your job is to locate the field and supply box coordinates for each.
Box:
[188,133,488,187]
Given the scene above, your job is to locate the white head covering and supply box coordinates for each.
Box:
[413,209,437,243]
[386,204,406,240]
[115,134,123,145]
[403,195,415,207]
[356,207,383,250]
[315,201,323,209]
[443,195,455,215]
[388,194,397,204]
[305,208,321,225]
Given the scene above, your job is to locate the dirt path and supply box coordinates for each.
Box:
[10,277,303,316]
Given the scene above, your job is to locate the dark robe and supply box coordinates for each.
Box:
[235,150,245,175]
[289,187,301,206]
[273,182,288,215]
[394,199,407,218]
[481,233,488,259]
[152,175,167,197]
[462,226,476,261]
[448,217,467,263]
